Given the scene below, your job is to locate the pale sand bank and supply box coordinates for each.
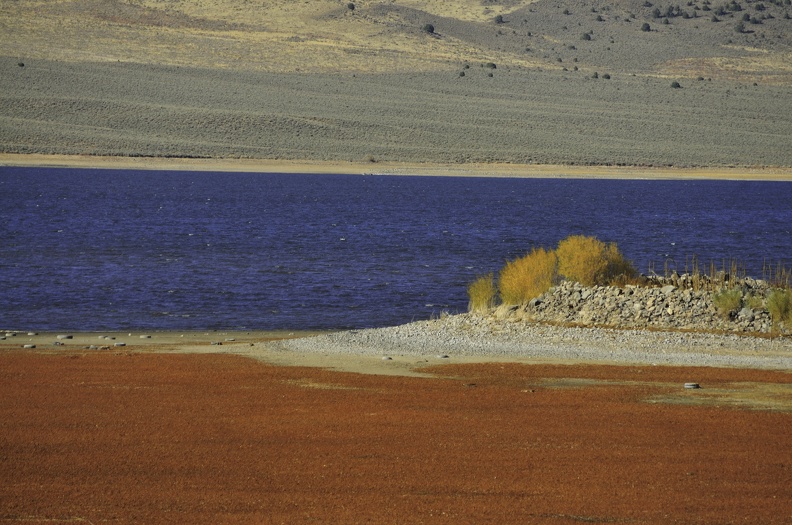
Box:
[3,153,792,181]
[4,326,791,377]
[0,330,431,377]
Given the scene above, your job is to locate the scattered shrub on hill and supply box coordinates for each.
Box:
[671,81,682,88]
[423,23,435,34]
[713,288,743,317]
[499,247,558,305]
[767,289,792,327]
[347,3,355,11]
[556,235,636,286]
[485,62,497,69]
[582,32,593,40]
[495,14,505,24]
[468,273,497,312]
[642,22,652,30]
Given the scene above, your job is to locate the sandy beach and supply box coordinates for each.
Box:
[3,153,792,181]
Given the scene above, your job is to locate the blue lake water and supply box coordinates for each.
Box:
[1,168,790,331]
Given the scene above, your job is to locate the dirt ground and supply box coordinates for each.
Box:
[1,349,790,524]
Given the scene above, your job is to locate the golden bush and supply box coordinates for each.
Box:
[498,247,557,305]
[467,273,497,313]
[556,235,636,286]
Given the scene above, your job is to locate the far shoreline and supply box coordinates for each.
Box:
[2,153,792,181]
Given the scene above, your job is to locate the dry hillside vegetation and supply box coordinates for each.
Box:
[1,0,791,166]
[2,0,790,77]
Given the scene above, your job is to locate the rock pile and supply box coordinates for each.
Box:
[498,278,786,334]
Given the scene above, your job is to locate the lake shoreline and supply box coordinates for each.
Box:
[4,322,790,376]
[3,153,792,181]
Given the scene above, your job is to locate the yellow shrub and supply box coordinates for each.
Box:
[603,242,638,284]
[498,247,557,305]
[556,235,636,286]
[467,273,497,313]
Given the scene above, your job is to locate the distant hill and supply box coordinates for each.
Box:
[3,0,790,80]
[1,0,791,167]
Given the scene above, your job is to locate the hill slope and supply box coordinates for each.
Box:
[1,0,791,167]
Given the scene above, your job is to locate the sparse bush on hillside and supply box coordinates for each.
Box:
[582,32,592,40]
[671,80,682,88]
[495,14,505,24]
[499,247,558,305]
[423,23,435,34]
[642,22,652,30]
[556,235,636,286]
[347,3,355,11]
[468,273,497,312]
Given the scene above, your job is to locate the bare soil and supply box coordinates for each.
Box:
[2,349,790,524]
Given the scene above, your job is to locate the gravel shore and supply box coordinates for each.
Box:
[272,314,792,370]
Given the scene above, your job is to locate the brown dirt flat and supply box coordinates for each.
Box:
[1,351,790,524]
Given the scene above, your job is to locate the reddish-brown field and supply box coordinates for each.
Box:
[1,351,790,524]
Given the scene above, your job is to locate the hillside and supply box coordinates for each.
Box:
[1,0,791,167]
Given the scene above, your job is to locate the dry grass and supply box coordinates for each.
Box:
[467,272,497,313]
[713,288,743,318]
[767,289,792,328]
